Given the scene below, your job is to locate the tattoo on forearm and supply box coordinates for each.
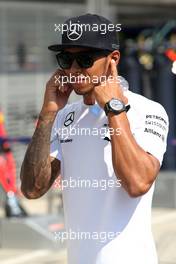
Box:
[20,113,57,197]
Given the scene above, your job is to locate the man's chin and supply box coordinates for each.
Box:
[74,90,89,95]
[73,85,93,95]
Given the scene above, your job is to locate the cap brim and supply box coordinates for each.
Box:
[48,43,113,52]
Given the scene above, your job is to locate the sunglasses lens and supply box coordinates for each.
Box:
[56,50,109,69]
[56,53,73,69]
[77,55,94,68]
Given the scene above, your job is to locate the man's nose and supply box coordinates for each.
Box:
[70,59,81,73]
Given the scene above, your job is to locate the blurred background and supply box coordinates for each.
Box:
[0,0,176,263]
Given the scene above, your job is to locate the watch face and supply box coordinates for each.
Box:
[109,99,124,111]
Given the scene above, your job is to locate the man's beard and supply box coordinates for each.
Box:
[74,89,91,95]
[73,84,94,95]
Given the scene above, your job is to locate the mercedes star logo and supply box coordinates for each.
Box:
[64,111,75,127]
[67,23,83,41]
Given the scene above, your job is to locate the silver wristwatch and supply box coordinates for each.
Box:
[104,98,127,116]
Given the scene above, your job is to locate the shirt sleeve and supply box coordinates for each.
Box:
[133,104,169,166]
[50,112,62,161]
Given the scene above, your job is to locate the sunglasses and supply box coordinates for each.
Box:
[56,50,111,69]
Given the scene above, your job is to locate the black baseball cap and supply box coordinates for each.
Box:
[48,13,120,52]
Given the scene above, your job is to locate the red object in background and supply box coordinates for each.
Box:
[0,110,17,193]
[165,49,176,62]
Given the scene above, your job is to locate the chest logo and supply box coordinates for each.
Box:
[64,111,75,127]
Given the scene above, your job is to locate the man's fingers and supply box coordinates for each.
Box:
[53,70,68,89]
[110,59,118,79]
[50,68,64,86]
[54,75,60,85]
[54,68,64,77]
[58,84,73,96]
[66,86,73,96]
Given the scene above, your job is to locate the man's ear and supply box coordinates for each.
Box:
[106,50,120,77]
[111,50,120,65]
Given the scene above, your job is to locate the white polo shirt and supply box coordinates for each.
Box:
[50,90,169,264]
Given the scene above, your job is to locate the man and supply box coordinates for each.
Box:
[20,14,169,264]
